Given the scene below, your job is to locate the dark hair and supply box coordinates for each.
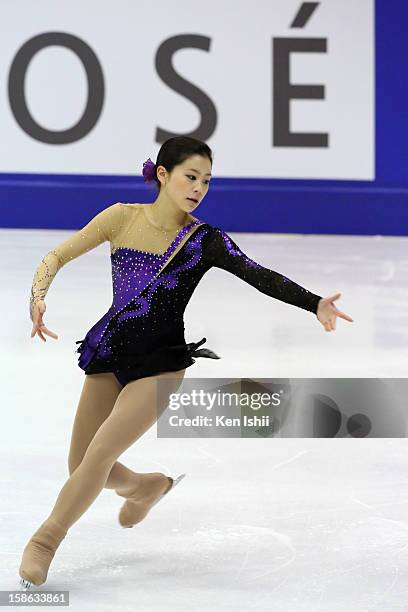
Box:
[152,136,213,191]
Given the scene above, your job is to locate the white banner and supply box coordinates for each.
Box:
[0,0,374,179]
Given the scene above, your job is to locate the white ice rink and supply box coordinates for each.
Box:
[1,227,408,611]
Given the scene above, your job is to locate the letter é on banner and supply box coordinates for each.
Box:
[273,2,328,147]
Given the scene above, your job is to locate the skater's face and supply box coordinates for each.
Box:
[158,155,212,213]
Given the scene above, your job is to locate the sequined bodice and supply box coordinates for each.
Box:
[110,218,201,311]
[111,248,162,309]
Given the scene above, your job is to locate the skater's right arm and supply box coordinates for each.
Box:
[29,203,123,341]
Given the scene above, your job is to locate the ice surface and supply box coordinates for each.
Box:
[1,228,407,611]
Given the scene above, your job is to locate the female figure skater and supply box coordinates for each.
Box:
[19,136,353,588]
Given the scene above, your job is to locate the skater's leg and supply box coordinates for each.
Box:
[68,372,145,491]
[53,367,185,527]
[19,368,186,586]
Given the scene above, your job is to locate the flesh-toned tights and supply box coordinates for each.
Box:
[45,369,185,530]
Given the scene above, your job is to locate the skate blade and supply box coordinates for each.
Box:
[121,473,187,529]
[19,577,32,590]
[156,472,187,505]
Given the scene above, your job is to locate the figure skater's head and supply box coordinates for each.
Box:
[144,136,213,214]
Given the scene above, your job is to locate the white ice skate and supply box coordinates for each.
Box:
[119,472,187,529]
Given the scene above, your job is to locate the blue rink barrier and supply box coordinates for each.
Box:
[0,173,408,236]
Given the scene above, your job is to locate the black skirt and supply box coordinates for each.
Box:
[76,335,220,387]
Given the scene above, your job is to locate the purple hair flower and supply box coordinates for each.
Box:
[142,158,156,182]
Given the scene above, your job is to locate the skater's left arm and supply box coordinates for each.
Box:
[204,227,353,331]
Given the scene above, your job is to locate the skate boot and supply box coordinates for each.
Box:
[19,518,67,588]
[117,472,186,528]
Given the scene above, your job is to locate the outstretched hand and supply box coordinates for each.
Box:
[30,300,59,342]
[316,293,353,332]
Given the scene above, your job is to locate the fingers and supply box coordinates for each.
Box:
[327,294,354,322]
[41,325,58,339]
[30,324,59,341]
[326,292,341,302]
[30,302,55,342]
[322,317,336,332]
[323,320,332,332]
[336,310,354,322]
[327,300,354,323]
[323,312,353,331]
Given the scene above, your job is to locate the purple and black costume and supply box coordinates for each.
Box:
[29,203,322,387]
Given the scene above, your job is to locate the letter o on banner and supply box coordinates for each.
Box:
[8,32,105,144]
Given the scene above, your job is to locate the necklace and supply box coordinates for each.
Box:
[143,205,188,236]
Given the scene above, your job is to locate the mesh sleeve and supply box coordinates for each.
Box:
[204,227,322,314]
[29,202,123,321]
